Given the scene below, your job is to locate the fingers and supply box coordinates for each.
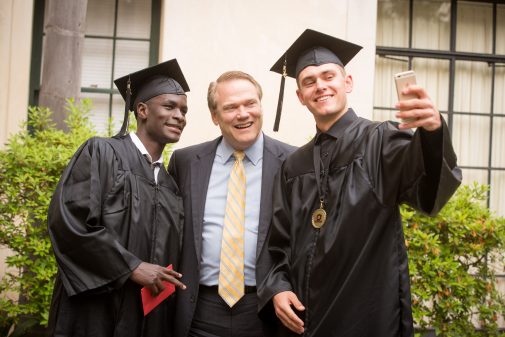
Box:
[148,283,161,296]
[401,84,427,99]
[165,269,183,278]
[276,305,304,334]
[396,107,441,131]
[130,262,187,290]
[149,271,187,296]
[161,275,187,290]
[289,293,305,312]
[395,98,431,112]
[273,292,305,334]
[395,87,441,131]
[159,268,187,290]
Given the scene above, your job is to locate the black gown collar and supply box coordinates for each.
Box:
[314,108,358,143]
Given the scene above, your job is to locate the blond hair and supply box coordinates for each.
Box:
[207,71,263,112]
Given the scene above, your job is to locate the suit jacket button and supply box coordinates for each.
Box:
[190,295,195,303]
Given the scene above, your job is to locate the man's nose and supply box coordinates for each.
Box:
[236,106,249,118]
[315,78,326,90]
[173,108,185,121]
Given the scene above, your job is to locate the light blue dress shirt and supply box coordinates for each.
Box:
[199,133,264,286]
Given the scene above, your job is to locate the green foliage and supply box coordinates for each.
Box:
[404,183,505,336]
[0,99,95,331]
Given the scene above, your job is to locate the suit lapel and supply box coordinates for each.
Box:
[190,138,220,263]
[256,135,284,258]
[189,135,288,262]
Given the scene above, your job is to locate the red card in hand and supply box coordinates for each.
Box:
[141,264,176,316]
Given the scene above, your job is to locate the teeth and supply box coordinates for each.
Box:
[236,122,252,129]
[316,95,331,102]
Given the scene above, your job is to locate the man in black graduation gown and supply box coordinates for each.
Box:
[47,59,189,337]
[257,29,462,336]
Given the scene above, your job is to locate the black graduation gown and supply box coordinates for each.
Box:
[47,135,184,337]
[258,110,461,337]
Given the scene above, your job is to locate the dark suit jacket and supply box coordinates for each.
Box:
[168,134,296,337]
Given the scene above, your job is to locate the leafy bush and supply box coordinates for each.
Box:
[404,183,505,336]
[0,99,95,333]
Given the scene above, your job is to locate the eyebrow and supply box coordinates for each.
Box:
[222,98,258,108]
[300,74,316,84]
[301,69,337,82]
[160,99,178,105]
[222,103,237,110]
[159,97,188,107]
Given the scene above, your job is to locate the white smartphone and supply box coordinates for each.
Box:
[394,70,417,101]
[394,70,417,123]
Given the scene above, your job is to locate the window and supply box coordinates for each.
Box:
[375,0,505,215]
[29,0,161,135]
[82,0,160,134]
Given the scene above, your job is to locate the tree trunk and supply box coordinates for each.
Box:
[38,0,88,130]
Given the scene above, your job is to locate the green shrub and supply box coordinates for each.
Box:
[404,183,505,336]
[0,99,95,333]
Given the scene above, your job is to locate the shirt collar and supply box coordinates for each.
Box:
[129,132,164,166]
[315,108,358,143]
[216,132,264,166]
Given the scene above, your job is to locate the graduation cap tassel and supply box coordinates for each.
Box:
[115,77,132,138]
[273,57,287,132]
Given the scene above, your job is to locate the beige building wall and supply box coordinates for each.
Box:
[160,0,378,149]
[0,0,34,148]
[0,0,34,281]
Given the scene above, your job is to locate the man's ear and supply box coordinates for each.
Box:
[345,75,353,93]
[296,89,306,106]
[136,102,148,120]
[210,110,219,126]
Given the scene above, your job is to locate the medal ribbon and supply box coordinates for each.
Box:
[313,136,330,208]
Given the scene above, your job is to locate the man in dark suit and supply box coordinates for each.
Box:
[169,70,296,337]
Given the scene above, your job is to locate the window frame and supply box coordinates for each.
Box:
[28,0,162,119]
[375,0,505,206]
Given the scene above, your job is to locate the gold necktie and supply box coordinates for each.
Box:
[218,151,246,307]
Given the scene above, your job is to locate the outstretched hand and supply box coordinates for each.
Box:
[395,84,441,132]
[130,262,186,296]
[273,291,305,335]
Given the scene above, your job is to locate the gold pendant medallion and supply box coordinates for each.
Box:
[311,207,327,229]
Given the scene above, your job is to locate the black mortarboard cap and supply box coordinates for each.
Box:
[113,59,190,137]
[270,29,362,131]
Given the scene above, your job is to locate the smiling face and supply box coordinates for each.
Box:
[296,63,353,131]
[211,78,263,151]
[137,93,188,145]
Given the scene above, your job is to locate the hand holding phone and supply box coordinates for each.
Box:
[394,70,417,123]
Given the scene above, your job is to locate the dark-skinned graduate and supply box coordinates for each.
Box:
[47,59,189,337]
[257,29,462,337]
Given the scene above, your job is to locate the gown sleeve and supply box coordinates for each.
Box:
[367,117,462,215]
[48,138,141,296]
[257,165,294,317]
